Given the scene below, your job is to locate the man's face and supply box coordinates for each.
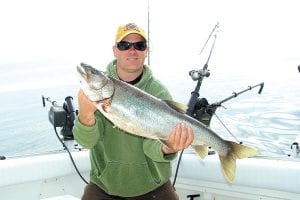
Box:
[113,34,148,74]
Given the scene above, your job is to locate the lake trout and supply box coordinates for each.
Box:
[77,62,258,183]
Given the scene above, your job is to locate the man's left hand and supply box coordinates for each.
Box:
[162,123,194,154]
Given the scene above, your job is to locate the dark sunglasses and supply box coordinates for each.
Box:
[116,41,147,51]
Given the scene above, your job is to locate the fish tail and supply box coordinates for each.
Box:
[219,141,258,183]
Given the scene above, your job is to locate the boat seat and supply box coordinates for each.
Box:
[41,195,80,200]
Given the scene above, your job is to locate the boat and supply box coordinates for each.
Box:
[1,138,300,200]
[1,66,299,200]
[1,51,299,200]
[1,0,300,199]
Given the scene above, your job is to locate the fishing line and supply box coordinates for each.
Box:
[53,126,89,185]
[214,113,241,143]
[199,22,219,56]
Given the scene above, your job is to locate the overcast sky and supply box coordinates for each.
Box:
[0,0,299,84]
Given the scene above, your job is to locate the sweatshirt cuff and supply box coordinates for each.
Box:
[73,117,101,148]
[76,117,98,132]
[143,139,177,162]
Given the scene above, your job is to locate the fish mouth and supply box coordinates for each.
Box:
[77,63,88,79]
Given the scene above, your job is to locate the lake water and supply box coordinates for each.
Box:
[0,61,299,159]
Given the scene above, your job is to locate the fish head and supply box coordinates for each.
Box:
[77,63,114,102]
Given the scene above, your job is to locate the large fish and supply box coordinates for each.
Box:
[77,63,258,183]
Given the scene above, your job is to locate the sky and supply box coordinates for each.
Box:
[149,0,300,75]
[0,0,147,65]
[0,0,299,90]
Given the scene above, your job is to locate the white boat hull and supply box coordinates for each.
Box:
[0,150,299,200]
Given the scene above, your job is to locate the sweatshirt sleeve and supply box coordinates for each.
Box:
[143,139,177,162]
[72,113,104,148]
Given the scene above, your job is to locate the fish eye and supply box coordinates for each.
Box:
[91,69,97,75]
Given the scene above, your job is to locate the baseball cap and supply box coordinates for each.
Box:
[115,23,147,43]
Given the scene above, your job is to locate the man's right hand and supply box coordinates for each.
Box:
[78,89,97,126]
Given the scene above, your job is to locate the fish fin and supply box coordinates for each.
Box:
[219,141,258,183]
[163,100,187,114]
[192,144,209,159]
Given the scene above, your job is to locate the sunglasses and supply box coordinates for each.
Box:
[116,41,147,51]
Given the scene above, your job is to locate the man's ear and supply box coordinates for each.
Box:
[144,48,148,58]
[112,45,117,57]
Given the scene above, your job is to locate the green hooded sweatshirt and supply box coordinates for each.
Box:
[73,60,177,197]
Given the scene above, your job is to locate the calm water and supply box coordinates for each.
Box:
[0,62,299,159]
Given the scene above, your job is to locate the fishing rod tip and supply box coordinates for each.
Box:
[258,82,264,94]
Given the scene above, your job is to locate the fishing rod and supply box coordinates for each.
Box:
[199,22,219,56]
[173,23,219,187]
[186,23,219,117]
[173,23,265,188]
[198,82,265,127]
[147,0,150,66]
[211,83,264,107]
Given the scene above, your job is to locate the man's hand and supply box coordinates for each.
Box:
[162,123,194,154]
[78,89,97,126]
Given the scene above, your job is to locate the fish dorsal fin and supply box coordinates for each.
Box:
[163,100,187,114]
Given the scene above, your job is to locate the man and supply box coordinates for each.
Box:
[73,23,194,199]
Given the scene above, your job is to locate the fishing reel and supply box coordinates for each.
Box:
[42,96,78,140]
[189,68,210,81]
[290,135,300,158]
[191,98,216,126]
